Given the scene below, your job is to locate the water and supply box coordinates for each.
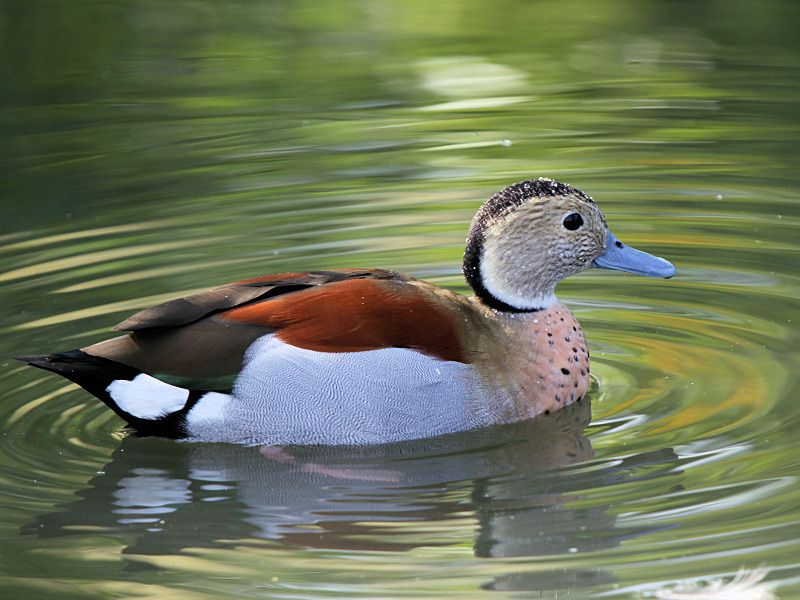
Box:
[1,1,799,598]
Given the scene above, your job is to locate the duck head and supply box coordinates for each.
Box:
[463,178,675,312]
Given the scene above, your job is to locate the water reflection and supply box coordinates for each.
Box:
[24,398,679,591]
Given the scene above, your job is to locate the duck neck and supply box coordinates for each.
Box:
[476,289,550,313]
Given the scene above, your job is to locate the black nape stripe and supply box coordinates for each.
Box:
[462,178,591,313]
[462,244,537,313]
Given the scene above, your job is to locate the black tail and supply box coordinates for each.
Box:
[17,350,198,438]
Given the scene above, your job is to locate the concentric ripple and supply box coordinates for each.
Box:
[1,178,798,597]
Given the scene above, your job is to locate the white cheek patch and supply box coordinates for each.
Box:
[480,248,557,310]
[106,374,189,419]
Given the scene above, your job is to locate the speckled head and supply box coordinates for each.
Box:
[463,178,675,312]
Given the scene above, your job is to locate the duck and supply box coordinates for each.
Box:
[19,178,675,446]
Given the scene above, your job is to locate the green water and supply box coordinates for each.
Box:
[1,1,799,598]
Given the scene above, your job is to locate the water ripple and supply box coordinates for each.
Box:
[1,178,798,599]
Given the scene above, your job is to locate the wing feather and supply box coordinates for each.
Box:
[114,269,402,331]
[221,277,468,363]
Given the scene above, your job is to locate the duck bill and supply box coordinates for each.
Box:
[593,231,676,278]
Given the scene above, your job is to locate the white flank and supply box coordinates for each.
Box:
[187,392,231,424]
[210,334,506,445]
[107,373,189,419]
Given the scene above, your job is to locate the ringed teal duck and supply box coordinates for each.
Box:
[20,178,675,445]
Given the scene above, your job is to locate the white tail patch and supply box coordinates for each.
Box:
[106,374,189,419]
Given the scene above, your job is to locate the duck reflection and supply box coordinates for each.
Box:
[25,398,678,593]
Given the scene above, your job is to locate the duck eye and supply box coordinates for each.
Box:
[562,213,584,231]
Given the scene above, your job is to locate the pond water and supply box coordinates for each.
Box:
[1,1,799,598]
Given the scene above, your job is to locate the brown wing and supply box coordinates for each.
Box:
[220,277,468,363]
[84,269,470,390]
[113,269,405,331]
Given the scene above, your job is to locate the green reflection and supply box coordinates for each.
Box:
[1,0,799,598]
